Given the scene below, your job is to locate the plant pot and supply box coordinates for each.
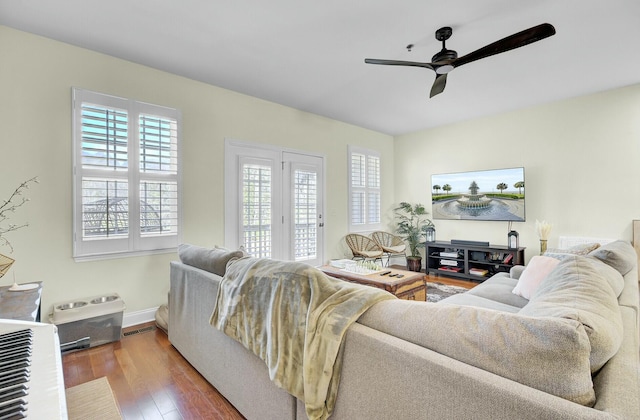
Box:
[406,256,422,272]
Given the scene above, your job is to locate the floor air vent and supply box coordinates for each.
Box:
[123,325,156,337]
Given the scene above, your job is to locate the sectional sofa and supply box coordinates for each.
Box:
[168,240,640,419]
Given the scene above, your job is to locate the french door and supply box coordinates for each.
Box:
[225,141,324,266]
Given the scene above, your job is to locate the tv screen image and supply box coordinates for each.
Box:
[431,167,525,221]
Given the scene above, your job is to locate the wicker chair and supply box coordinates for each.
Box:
[344,233,384,263]
[371,231,407,266]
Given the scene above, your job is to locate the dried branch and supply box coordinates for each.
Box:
[0,177,39,252]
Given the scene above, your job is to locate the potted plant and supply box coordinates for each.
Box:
[394,202,434,272]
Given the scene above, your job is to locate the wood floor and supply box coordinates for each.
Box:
[61,271,474,419]
[426,273,477,289]
[62,323,244,420]
[389,265,477,290]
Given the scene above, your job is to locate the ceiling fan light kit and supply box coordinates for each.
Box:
[365,23,556,98]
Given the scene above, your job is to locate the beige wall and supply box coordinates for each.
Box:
[3,23,639,320]
[394,83,640,263]
[0,26,394,317]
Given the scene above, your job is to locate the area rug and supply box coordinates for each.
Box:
[426,282,468,302]
[66,376,122,420]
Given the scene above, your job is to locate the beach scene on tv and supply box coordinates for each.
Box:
[431,167,525,221]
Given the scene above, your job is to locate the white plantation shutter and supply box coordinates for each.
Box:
[73,88,181,259]
[139,114,178,173]
[350,153,366,225]
[348,146,381,231]
[293,167,317,261]
[139,113,179,237]
[139,181,178,236]
[366,154,381,224]
[81,104,128,170]
[242,161,273,258]
[367,191,380,224]
[81,179,129,237]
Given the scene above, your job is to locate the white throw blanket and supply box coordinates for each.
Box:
[210,257,395,419]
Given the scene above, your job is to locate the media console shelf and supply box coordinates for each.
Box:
[425,241,525,282]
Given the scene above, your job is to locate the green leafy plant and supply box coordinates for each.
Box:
[394,202,434,258]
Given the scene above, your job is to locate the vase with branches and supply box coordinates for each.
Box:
[394,202,434,272]
[0,177,38,278]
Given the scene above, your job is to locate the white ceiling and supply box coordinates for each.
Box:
[1,0,639,136]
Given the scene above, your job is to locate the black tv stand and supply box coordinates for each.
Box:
[425,241,525,282]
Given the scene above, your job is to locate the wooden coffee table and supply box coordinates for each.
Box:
[319,265,427,301]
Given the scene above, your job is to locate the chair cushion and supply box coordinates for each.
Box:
[384,245,406,253]
[359,250,383,258]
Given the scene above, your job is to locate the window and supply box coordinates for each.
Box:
[292,166,318,260]
[241,159,273,258]
[348,146,381,232]
[72,88,181,259]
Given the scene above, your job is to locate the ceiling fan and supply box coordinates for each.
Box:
[365,23,556,98]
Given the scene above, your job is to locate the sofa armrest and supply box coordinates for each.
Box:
[510,264,526,279]
[169,261,297,420]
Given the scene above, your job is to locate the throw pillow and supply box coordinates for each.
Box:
[511,256,560,300]
[216,244,251,257]
[215,244,251,270]
[520,255,624,373]
[543,242,600,261]
[588,240,637,276]
[178,243,244,276]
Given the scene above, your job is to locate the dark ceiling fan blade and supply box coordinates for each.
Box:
[453,23,555,68]
[430,74,447,97]
[365,58,435,71]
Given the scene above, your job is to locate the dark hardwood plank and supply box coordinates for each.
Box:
[425,274,477,289]
[62,323,245,420]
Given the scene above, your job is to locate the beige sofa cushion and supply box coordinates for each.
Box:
[445,274,527,310]
[359,300,595,406]
[543,242,601,260]
[519,255,624,372]
[178,243,243,276]
[588,240,637,278]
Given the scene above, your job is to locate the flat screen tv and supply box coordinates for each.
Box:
[431,167,525,221]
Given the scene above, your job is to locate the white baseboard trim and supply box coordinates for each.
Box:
[123,307,158,328]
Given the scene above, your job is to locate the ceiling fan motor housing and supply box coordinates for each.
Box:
[433,26,457,64]
[432,49,457,63]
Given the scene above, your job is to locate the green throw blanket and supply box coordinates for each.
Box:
[210,257,395,419]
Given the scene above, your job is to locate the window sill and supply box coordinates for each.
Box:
[73,247,177,263]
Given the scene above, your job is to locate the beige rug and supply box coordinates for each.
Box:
[66,377,122,420]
